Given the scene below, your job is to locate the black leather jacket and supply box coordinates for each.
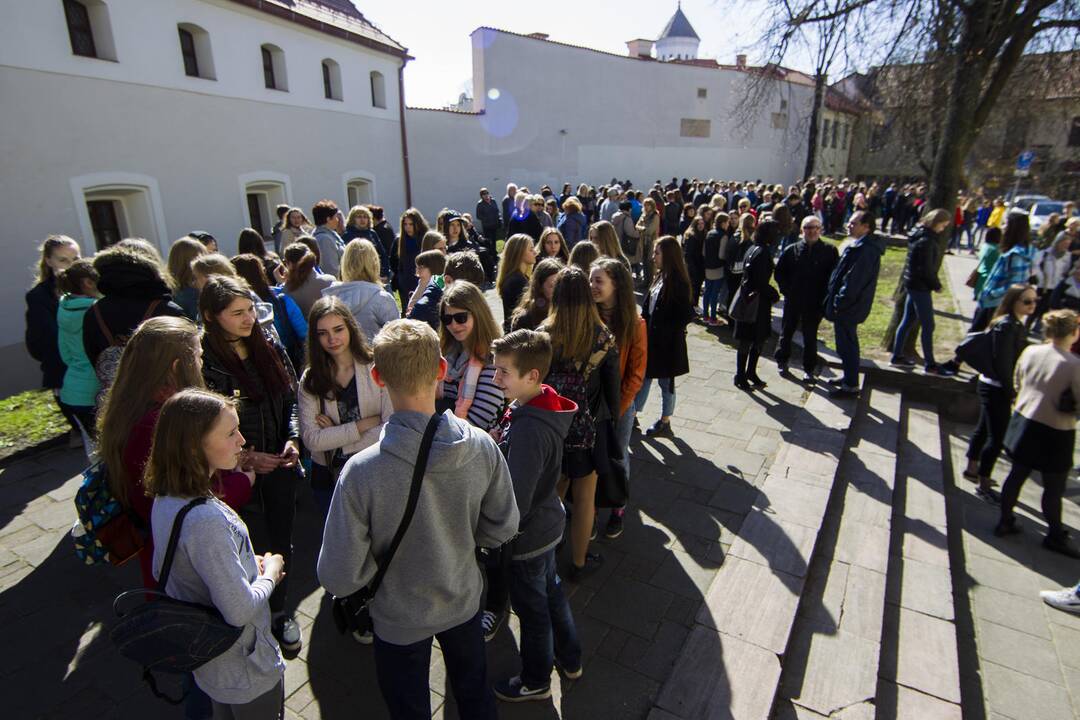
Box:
[901,226,943,293]
[201,333,299,454]
[988,316,1028,396]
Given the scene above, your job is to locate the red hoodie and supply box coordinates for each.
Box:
[124,406,254,589]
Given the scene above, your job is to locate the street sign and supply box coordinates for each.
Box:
[1015,151,1035,177]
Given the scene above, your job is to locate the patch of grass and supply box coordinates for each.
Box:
[0,389,69,455]
[815,236,964,361]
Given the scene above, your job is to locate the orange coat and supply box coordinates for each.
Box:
[618,317,648,416]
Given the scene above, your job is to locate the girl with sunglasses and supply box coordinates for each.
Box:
[437,281,505,431]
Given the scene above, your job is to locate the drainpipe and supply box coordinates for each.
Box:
[397,61,413,209]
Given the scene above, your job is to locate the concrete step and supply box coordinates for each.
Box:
[772,385,902,719]
[876,401,962,717]
[653,380,864,720]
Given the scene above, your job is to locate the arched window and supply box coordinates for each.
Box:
[177,23,215,80]
[322,59,342,101]
[239,173,292,239]
[70,173,168,251]
[62,0,116,61]
[261,44,287,91]
[343,172,376,207]
[370,70,386,109]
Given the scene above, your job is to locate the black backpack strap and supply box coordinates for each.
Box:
[367,413,441,597]
[156,497,210,592]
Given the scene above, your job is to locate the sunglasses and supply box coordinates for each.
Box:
[1019,298,1037,305]
[441,311,470,326]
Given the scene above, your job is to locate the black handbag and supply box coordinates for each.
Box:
[110,497,244,704]
[593,417,629,509]
[331,413,441,636]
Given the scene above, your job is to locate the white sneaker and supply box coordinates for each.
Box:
[1040,587,1080,614]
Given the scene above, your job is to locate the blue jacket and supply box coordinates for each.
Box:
[824,233,886,324]
[556,211,589,247]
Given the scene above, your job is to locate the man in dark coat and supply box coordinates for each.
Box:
[502,183,518,235]
[774,215,839,382]
[475,188,501,243]
[823,211,885,396]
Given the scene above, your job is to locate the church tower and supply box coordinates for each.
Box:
[655,2,700,61]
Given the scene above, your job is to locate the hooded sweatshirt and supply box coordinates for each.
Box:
[320,280,400,342]
[318,410,520,645]
[496,385,577,560]
[57,295,99,406]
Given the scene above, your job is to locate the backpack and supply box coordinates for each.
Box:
[93,299,160,406]
[545,336,612,452]
[955,329,995,379]
[71,462,144,565]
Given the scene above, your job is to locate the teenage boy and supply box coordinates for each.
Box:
[318,319,519,720]
[490,329,584,702]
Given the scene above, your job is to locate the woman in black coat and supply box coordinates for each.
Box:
[26,236,81,393]
[636,236,694,437]
[734,220,782,390]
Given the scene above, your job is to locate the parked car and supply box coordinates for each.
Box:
[1007,194,1050,216]
[1028,200,1078,235]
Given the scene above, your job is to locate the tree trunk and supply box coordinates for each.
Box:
[804,73,826,179]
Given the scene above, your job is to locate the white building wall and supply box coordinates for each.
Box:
[0,0,406,394]
[407,29,813,223]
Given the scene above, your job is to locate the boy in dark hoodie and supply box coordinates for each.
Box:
[490,329,583,702]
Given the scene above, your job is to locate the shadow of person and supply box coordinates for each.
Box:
[0,447,86,537]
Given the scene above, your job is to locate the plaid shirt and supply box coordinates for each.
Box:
[979,246,1034,309]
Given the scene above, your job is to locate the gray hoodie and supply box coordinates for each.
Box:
[321,280,400,342]
[151,496,284,705]
[317,410,520,645]
[313,225,345,278]
[497,385,577,560]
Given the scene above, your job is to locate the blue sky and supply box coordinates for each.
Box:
[355,0,820,108]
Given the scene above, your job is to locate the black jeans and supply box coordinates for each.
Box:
[736,339,762,381]
[241,466,298,613]
[482,546,509,616]
[775,300,823,374]
[373,612,496,720]
[1000,464,1068,536]
[967,382,1011,478]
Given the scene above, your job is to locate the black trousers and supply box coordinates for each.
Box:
[1000,464,1068,536]
[967,382,1011,478]
[241,465,298,613]
[774,300,823,374]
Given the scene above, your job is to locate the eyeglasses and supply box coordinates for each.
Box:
[441,311,470,326]
[1019,298,1037,305]
[805,224,822,230]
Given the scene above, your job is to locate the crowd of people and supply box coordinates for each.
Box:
[20,172,1080,718]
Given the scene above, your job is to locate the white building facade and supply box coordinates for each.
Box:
[0,0,410,393]
[406,26,815,223]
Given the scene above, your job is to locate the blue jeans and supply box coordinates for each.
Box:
[892,289,936,366]
[373,612,496,720]
[702,278,724,319]
[615,408,634,483]
[507,549,582,688]
[833,320,860,388]
[635,377,676,418]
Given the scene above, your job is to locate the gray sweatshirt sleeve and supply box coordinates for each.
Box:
[475,443,521,549]
[186,514,276,628]
[317,478,377,597]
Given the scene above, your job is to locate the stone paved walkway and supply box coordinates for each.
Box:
[0,312,833,719]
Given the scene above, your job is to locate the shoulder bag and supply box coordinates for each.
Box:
[332,413,442,636]
[110,497,243,704]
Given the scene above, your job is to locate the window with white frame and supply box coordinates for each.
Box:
[62,0,116,61]
[346,178,373,207]
[178,23,215,80]
[322,59,342,100]
[261,44,288,91]
[244,180,288,237]
[370,71,386,108]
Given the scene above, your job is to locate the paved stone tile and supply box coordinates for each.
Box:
[965,552,1043,598]
[899,519,950,569]
[781,631,879,716]
[834,517,890,574]
[1048,621,1080,671]
[889,682,962,720]
[657,625,780,720]
[562,655,659,719]
[837,565,886,643]
[894,608,960,704]
[619,620,691,684]
[705,476,759,516]
[983,660,1074,720]
[728,511,817,580]
[797,560,847,634]
[698,556,801,653]
[978,619,1063,686]
[585,575,674,640]
[753,475,830,530]
[891,556,955,621]
[971,584,1049,639]
[648,548,718,601]
[903,474,948,528]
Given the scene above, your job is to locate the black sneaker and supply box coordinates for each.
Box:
[272,615,303,660]
[926,363,958,377]
[828,384,859,398]
[977,486,1001,504]
[604,513,624,539]
[940,359,961,374]
[567,552,604,581]
[494,676,551,702]
[747,375,767,388]
[776,362,790,375]
[645,419,673,437]
[1043,531,1080,559]
[554,658,583,680]
[890,357,917,368]
[482,609,505,643]
[994,517,1022,537]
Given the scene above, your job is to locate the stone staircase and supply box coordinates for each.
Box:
[652,377,968,719]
